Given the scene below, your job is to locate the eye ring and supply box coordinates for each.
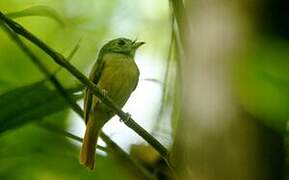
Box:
[118,40,125,46]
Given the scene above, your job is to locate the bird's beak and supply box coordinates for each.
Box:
[133,41,145,49]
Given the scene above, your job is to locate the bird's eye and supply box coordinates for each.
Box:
[118,40,125,46]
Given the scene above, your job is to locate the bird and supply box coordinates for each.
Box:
[80,37,144,170]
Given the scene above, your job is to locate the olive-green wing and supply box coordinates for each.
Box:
[132,67,140,91]
[83,59,105,124]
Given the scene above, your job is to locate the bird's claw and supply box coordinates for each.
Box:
[101,89,108,97]
[120,113,131,123]
[98,89,107,103]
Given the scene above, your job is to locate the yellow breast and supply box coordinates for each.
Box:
[97,53,139,107]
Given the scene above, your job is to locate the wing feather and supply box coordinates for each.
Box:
[83,58,105,124]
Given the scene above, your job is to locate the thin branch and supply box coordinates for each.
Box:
[142,78,163,86]
[0,12,169,160]
[66,37,82,61]
[37,122,106,152]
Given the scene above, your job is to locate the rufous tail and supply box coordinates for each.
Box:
[79,112,103,170]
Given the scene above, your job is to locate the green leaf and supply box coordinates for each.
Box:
[0,81,81,134]
[6,5,64,26]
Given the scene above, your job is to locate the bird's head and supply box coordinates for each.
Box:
[99,38,145,58]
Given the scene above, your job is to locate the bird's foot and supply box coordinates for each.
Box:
[101,89,108,97]
[120,112,131,124]
[98,89,108,103]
